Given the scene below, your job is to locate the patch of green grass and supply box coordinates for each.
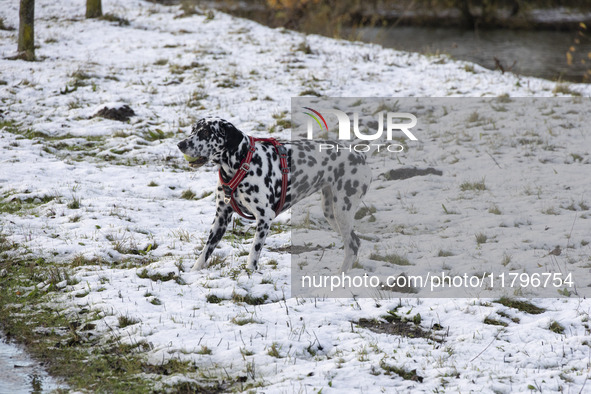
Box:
[147,180,159,187]
[231,315,261,326]
[488,204,502,215]
[494,297,545,314]
[269,111,291,132]
[295,40,313,54]
[379,360,423,382]
[267,342,282,358]
[143,128,175,142]
[0,194,57,215]
[0,233,18,254]
[355,205,377,220]
[67,196,81,209]
[270,223,288,235]
[207,253,227,268]
[299,89,321,97]
[370,252,411,266]
[231,291,269,305]
[475,232,488,244]
[111,238,157,257]
[100,13,130,26]
[501,253,511,267]
[224,219,253,241]
[542,206,560,215]
[196,345,212,355]
[496,93,512,103]
[68,99,83,110]
[437,250,454,257]
[562,200,589,211]
[217,78,239,88]
[206,294,223,304]
[467,111,481,123]
[0,257,160,392]
[70,254,101,268]
[240,348,254,357]
[497,311,520,323]
[118,315,140,328]
[483,316,508,327]
[198,191,213,199]
[549,321,565,334]
[45,264,79,287]
[180,189,196,200]
[460,179,487,192]
[169,61,201,74]
[269,118,291,133]
[187,89,208,108]
[570,153,584,162]
[553,83,580,96]
[68,69,93,88]
[137,269,184,285]
[0,17,14,31]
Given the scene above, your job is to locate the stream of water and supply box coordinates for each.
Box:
[352,26,590,82]
[0,335,65,394]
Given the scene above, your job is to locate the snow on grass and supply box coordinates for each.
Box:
[1,0,591,392]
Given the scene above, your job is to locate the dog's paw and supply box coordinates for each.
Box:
[192,259,207,271]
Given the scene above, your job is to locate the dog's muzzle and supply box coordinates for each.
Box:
[178,140,208,168]
[184,155,208,168]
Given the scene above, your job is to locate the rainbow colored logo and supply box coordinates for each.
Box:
[302,107,328,132]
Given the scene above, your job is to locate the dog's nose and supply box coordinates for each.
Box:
[177,140,187,151]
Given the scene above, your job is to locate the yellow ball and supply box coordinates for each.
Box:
[183,154,198,162]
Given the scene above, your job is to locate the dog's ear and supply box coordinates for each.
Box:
[224,124,244,154]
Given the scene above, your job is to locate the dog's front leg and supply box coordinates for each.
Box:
[192,187,233,270]
[247,216,273,271]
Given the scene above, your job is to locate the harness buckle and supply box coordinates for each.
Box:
[240,162,250,172]
[277,145,288,158]
[281,167,290,174]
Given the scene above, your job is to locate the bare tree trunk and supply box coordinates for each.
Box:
[18,0,35,61]
[455,0,475,29]
[86,0,102,18]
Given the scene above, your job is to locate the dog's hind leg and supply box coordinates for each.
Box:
[321,185,341,235]
[332,178,370,273]
[334,212,360,273]
[192,186,233,270]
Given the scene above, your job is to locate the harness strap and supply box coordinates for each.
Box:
[219,136,289,220]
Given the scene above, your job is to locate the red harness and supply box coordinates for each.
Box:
[219,136,289,220]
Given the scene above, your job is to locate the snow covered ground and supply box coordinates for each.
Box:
[1,0,591,392]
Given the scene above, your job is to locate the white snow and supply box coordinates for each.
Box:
[1,0,591,392]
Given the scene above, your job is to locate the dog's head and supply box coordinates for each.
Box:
[177,117,244,168]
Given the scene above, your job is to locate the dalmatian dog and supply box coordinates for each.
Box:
[177,117,371,272]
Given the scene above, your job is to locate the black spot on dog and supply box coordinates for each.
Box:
[344,180,357,197]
